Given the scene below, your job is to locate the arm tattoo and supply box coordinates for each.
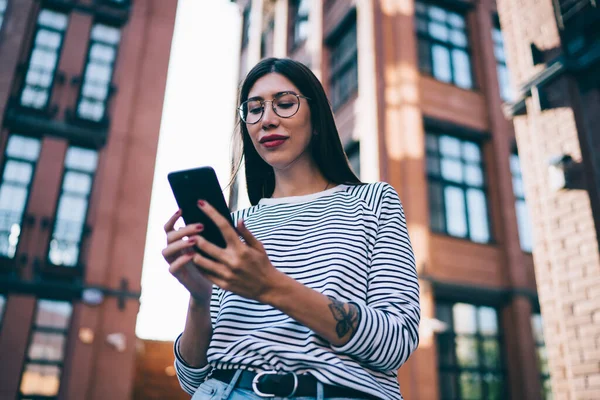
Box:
[328,298,360,339]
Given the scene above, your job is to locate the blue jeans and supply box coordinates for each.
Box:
[191,370,371,400]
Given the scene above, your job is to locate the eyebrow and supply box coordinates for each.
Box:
[246,91,298,101]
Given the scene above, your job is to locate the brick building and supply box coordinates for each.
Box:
[228,0,560,399]
[496,0,600,398]
[0,1,177,399]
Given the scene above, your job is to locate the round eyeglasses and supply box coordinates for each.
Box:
[238,91,311,124]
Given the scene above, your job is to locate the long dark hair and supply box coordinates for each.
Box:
[232,58,361,206]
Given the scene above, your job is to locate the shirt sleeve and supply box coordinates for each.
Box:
[331,183,420,371]
[173,333,212,395]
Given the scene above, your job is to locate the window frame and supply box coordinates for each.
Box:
[425,121,493,244]
[510,148,533,253]
[415,0,475,89]
[289,0,310,51]
[18,8,70,113]
[44,147,98,275]
[74,21,121,125]
[18,299,73,400]
[492,16,513,102]
[326,9,358,111]
[531,312,552,400]
[241,4,251,49]
[0,294,6,332]
[435,300,508,400]
[0,135,42,263]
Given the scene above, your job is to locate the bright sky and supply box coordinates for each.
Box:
[136,0,241,341]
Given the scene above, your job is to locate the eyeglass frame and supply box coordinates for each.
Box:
[238,91,311,124]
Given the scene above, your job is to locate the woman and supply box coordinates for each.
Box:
[162,58,420,400]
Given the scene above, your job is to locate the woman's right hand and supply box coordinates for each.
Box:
[162,210,213,305]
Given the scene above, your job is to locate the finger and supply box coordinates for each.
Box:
[166,223,204,245]
[164,209,182,233]
[168,253,195,276]
[162,237,197,262]
[192,235,229,264]
[197,200,239,246]
[192,251,229,280]
[237,220,261,249]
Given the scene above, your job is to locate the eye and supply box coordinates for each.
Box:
[276,102,295,109]
[249,106,264,115]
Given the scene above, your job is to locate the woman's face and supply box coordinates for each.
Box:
[244,73,314,171]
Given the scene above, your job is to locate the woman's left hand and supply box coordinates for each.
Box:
[191,200,283,301]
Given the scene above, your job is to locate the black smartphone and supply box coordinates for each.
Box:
[167,166,234,249]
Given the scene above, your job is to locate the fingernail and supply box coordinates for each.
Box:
[197,200,206,207]
[196,224,204,231]
[175,209,181,215]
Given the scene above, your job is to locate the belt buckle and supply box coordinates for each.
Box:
[251,371,298,398]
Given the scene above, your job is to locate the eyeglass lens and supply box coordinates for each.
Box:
[240,93,301,124]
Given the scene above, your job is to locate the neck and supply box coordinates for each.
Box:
[270,158,331,199]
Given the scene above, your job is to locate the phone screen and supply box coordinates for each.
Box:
[167,166,234,249]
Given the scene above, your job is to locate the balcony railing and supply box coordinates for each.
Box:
[554,0,597,28]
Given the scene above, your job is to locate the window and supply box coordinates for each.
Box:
[261,18,274,59]
[436,302,506,400]
[0,0,7,32]
[510,152,533,252]
[427,132,490,243]
[290,0,309,49]
[19,299,72,399]
[76,23,121,123]
[0,294,6,329]
[20,9,69,110]
[416,2,473,89]
[241,5,251,49]
[531,313,552,400]
[0,135,42,259]
[492,21,513,101]
[328,15,358,110]
[48,147,98,267]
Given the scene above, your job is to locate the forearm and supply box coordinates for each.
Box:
[259,271,359,347]
[179,296,213,367]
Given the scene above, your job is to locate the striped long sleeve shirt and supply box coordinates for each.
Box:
[174,182,420,399]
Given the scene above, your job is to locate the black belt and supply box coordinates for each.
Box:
[211,369,378,399]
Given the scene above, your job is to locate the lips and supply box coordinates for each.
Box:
[259,134,289,144]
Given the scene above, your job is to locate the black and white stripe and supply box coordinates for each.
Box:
[174,182,420,399]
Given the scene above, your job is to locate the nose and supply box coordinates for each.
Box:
[261,100,279,129]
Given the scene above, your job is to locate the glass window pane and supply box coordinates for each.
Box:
[432,44,452,83]
[56,195,87,223]
[537,346,549,375]
[444,186,467,237]
[20,363,61,396]
[63,172,93,195]
[38,10,68,30]
[498,65,513,101]
[3,161,33,184]
[426,134,438,152]
[427,156,440,176]
[456,336,479,367]
[531,314,545,344]
[462,141,481,162]
[0,185,27,212]
[65,148,98,172]
[510,153,521,175]
[467,189,490,243]
[452,49,473,89]
[437,334,455,366]
[441,159,463,182]
[48,238,80,267]
[439,136,461,157]
[482,339,501,368]
[439,372,459,400]
[460,372,482,399]
[35,30,61,49]
[516,200,533,251]
[512,176,524,197]
[453,303,477,334]
[465,164,484,186]
[447,13,465,28]
[484,373,504,400]
[27,332,66,362]
[90,43,116,63]
[450,29,467,47]
[35,300,72,329]
[428,181,445,232]
[428,22,449,41]
[478,306,498,335]
[91,24,121,44]
[542,377,553,400]
[6,136,41,161]
[428,6,447,22]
